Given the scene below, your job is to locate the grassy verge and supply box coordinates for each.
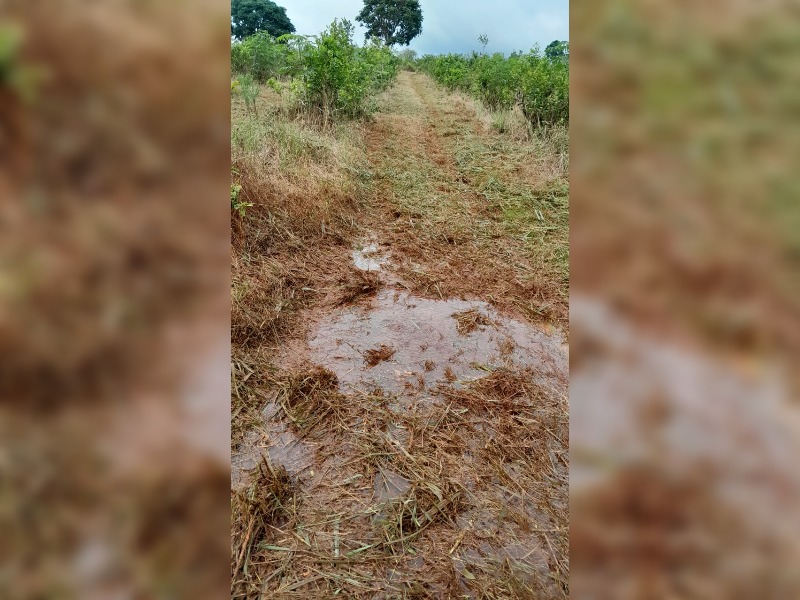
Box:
[231,84,369,445]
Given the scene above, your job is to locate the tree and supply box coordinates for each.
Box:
[356,0,423,47]
[231,0,295,40]
[545,40,569,60]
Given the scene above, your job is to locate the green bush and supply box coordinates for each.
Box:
[231,20,399,126]
[472,52,517,110]
[418,46,569,128]
[231,31,288,82]
[299,20,397,124]
[237,73,260,114]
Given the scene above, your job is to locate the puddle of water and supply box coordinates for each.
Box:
[373,469,411,503]
[181,338,230,466]
[308,289,566,396]
[451,536,555,597]
[231,401,314,489]
[570,295,800,538]
[352,240,390,272]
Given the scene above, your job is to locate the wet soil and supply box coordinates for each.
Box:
[232,283,567,486]
[570,295,800,597]
[308,288,565,398]
[231,397,314,489]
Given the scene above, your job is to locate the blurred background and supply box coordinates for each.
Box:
[0,0,230,597]
[571,0,800,597]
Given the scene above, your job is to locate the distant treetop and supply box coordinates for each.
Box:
[231,0,295,40]
[545,40,569,59]
[356,0,423,47]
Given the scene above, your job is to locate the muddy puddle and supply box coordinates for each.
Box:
[570,295,800,538]
[308,288,567,397]
[352,239,390,272]
[231,399,314,489]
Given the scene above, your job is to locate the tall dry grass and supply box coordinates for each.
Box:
[230,84,369,441]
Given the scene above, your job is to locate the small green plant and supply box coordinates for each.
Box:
[231,183,252,217]
[237,74,259,114]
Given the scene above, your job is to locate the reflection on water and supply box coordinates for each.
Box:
[352,240,390,272]
[231,400,314,489]
[308,289,567,396]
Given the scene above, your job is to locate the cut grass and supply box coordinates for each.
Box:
[363,344,396,367]
[338,268,381,305]
[273,365,344,434]
[376,479,465,555]
[233,366,568,598]
[452,308,493,335]
[231,458,297,598]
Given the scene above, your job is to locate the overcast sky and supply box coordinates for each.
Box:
[281,0,568,55]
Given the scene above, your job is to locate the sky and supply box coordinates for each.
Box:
[280,0,568,56]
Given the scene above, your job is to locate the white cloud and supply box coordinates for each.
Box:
[279,0,568,55]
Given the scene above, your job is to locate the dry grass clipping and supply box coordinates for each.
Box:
[339,268,381,305]
[364,344,396,367]
[231,458,296,597]
[377,480,465,555]
[452,308,493,334]
[273,365,346,434]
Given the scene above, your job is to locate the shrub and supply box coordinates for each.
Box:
[231,20,399,127]
[418,46,569,128]
[299,20,397,125]
[237,73,259,114]
[231,32,288,82]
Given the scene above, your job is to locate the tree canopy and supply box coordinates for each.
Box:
[231,0,295,40]
[356,0,423,47]
[545,40,569,60]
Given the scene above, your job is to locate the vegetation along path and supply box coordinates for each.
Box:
[232,69,569,598]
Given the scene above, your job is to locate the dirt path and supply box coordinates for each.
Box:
[363,72,568,327]
[232,72,569,599]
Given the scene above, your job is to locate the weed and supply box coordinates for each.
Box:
[237,73,259,115]
[230,183,252,218]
